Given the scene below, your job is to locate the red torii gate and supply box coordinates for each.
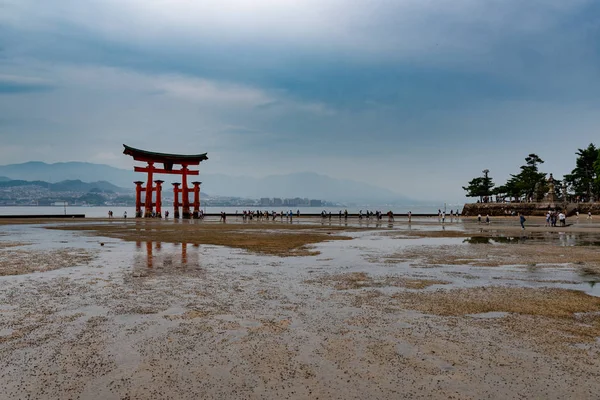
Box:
[123,144,208,219]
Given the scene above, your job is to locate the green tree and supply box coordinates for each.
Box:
[463,169,495,201]
[509,154,546,201]
[595,158,600,200]
[494,179,520,201]
[564,143,600,200]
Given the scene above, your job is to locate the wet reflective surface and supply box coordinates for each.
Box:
[1,222,599,294]
[464,231,600,247]
[1,221,600,399]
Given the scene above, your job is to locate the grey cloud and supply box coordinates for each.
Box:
[0,0,599,201]
[0,74,53,94]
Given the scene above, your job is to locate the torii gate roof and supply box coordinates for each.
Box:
[123,144,208,166]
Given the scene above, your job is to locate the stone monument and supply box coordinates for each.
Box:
[545,173,558,203]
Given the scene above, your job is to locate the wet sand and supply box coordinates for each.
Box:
[1,218,600,399]
[47,219,358,257]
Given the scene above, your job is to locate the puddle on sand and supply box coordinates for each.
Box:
[468,312,510,319]
[216,314,262,328]
[0,223,110,251]
[1,223,600,300]
[396,341,416,357]
[101,231,600,299]
[464,231,600,247]
[131,241,204,277]
[395,321,413,329]
[0,328,15,336]
[464,236,527,245]
[317,232,600,297]
[56,305,110,318]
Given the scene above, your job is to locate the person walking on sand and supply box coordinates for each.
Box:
[123,211,127,219]
[588,211,592,220]
[519,213,526,230]
[408,211,412,223]
[545,212,550,227]
[485,214,490,224]
[477,214,482,224]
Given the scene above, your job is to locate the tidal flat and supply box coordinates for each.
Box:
[1,217,600,399]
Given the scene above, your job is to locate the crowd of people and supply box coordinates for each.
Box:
[104,209,474,224]
[238,209,299,221]
[545,211,567,227]
[474,209,594,230]
[476,214,490,225]
[232,209,420,223]
[437,209,461,224]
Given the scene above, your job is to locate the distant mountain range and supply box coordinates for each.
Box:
[0,162,134,186]
[0,162,417,203]
[0,179,128,193]
[203,172,412,203]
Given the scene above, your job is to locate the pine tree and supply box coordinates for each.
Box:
[463,169,494,202]
[508,154,546,201]
[564,143,600,201]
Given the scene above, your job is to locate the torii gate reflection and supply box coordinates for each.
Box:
[135,241,201,269]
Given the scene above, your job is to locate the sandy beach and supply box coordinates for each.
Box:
[1,216,599,399]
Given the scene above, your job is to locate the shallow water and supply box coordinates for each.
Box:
[464,231,600,247]
[1,223,598,297]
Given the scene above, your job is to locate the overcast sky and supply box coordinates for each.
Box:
[1,0,599,201]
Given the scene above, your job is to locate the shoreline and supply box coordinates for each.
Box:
[2,214,600,232]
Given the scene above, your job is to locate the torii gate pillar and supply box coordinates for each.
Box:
[172,183,181,219]
[181,166,191,219]
[144,163,155,218]
[154,180,164,218]
[134,181,144,218]
[192,181,201,219]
